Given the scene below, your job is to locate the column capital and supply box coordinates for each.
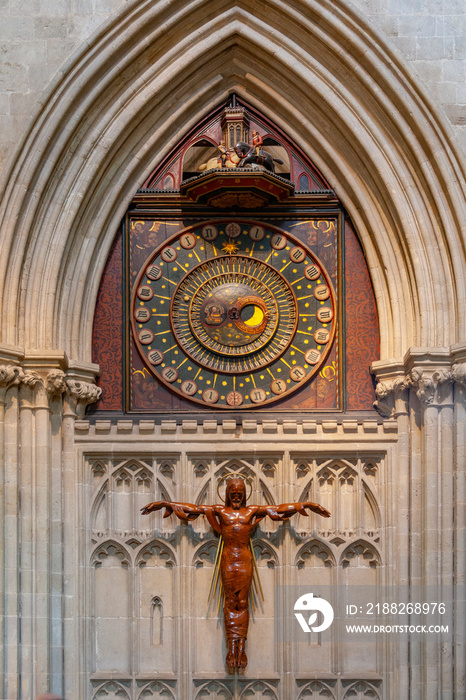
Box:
[65,379,102,418]
[0,364,24,389]
[371,350,459,415]
[452,362,466,390]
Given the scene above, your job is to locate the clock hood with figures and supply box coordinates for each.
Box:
[91,97,379,415]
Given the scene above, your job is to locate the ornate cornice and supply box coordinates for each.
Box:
[373,364,458,416]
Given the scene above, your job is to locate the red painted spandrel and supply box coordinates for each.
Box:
[92,233,123,411]
[345,221,380,410]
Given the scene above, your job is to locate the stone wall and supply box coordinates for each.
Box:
[0,0,464,697]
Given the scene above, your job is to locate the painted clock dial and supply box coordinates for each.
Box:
[131,220,336,409]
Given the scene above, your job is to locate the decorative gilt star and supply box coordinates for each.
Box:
[221,240,240,254]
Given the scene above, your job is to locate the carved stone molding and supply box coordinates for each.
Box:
[452,362,466,391]
[46,369,67,396]
[0,364,24,388]
[66,379,102,403]
[373,364,457,416]
[405,367,437,405]
[373,377,408,417]
[66,379,102,418]
[20,370,44,389]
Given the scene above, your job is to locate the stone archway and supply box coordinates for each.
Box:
[0,1,464,698]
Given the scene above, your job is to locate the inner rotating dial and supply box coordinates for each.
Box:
[171,256,297,373]
[191,278,277,353]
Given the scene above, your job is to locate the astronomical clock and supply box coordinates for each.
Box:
[131,220,336,409]
[92,98,379,413]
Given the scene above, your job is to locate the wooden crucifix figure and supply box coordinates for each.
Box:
[141,477,330,670]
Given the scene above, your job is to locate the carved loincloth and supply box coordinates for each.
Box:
[221,548,253,640]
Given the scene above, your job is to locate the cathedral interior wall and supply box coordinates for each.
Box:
[0,1,465,698]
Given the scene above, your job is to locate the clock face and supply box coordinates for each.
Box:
[131,220,336,409]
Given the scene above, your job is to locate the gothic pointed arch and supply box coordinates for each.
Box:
[0,0,463,370]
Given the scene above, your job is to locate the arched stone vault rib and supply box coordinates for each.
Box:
[49,28,450,356]
[0,0,464,366]
[3,10,460,352]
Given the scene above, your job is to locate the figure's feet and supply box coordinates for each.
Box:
[226,640,237,668]
[237,638,248,668]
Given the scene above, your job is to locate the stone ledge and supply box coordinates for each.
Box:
[74,417,396,439]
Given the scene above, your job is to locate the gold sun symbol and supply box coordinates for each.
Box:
[222,240,240,254]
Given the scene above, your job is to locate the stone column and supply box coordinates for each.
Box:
[373,356,460,700]
[0,363,23,699]
[0,357,100,699]
[62,379,101,699]
[452,362,466,697]
[406,367,454,699]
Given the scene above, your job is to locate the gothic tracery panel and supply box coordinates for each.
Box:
[85,450,386,698]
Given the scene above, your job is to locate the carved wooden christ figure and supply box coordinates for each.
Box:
[141,477,330,670]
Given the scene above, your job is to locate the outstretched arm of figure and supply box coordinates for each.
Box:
[140,501,223,533]
[254,502,330,522]
[141,500,208,521]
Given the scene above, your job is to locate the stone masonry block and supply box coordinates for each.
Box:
[0,63,28,92]
[95,420,111,432]
[116,420,133,432]
[363,420,379,433]
[432,81,458,104]
[453,36,466,60]
[392,36,417,60]
[0,92,9,114]
[139,420,155,433]
[0,16,34,40]
[181,420,197,433]
[34,17,71,39]
[399,15,436,37]
[161,420,177,433]
[416,37,452,60]
[443,60,465,82]
[342,420,359,432]
[10,92,39,115]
